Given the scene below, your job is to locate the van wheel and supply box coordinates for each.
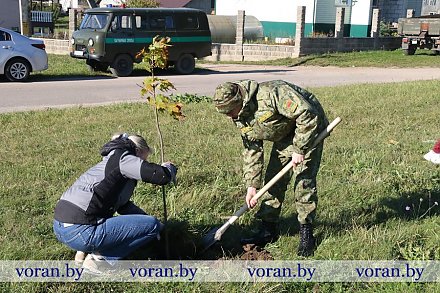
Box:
[5,58,31,82]
[175,54,195,74]
[110,54,133,77]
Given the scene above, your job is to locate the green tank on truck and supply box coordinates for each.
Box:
[70,7,212,76]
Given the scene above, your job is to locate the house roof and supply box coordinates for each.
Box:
[159,0,192,8]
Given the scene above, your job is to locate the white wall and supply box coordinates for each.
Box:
[216,0,373,25]
[215,0,300,22]
[350,0,373,25]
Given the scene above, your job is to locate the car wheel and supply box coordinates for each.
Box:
[5,58,31,82]
[110,54,133,77]
[175,53,195,75]
[403,45,416,56]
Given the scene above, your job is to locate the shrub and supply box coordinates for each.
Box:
[126,0,160,8]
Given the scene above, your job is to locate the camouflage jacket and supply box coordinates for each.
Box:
[232,80,328,188]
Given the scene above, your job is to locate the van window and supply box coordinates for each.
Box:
[111,14,132,30]
[80,13,110,30]
[135,15,149,30]
[182,15,199,29]
[150,15,175,29]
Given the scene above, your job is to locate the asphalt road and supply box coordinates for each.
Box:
[1,64,440,113]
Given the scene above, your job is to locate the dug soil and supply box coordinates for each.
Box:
[239,244,274,260]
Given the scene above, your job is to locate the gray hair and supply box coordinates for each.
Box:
[112,132,153,154]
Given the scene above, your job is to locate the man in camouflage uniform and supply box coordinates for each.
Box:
[213,79,328,257]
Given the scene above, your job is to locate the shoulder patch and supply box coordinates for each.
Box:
[284,98,298,113]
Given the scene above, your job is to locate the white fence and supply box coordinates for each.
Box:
[31,11,53,23]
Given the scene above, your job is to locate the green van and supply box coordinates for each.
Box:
[70,7,212,76]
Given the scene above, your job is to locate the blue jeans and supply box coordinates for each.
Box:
[53,214,161,264]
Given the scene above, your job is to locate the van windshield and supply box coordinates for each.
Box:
[80,13,111,30]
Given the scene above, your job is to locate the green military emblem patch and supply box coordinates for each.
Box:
[284,99,298,113]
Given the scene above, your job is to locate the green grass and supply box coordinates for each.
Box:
[37,49,440,78]
[1,80,439,291]
[37,55,148,78]
[202,49,440,67]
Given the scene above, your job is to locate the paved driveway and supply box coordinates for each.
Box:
[1,64,440,113]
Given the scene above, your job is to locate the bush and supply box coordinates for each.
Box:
[126,0,160,8]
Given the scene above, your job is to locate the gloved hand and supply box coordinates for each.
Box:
[161,162,178,185]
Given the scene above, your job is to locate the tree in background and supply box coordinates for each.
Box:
[126,0,160,8]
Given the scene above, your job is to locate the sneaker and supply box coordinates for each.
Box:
[82,254,111,275]
[424,150,440,164]
[74,251,86,265]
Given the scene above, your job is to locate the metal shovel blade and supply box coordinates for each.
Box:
[200,227,221,254]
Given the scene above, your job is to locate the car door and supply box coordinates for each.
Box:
[106,13,135,61]
[0,30,14,73]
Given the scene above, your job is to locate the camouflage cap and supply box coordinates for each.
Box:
[213,82,243,114]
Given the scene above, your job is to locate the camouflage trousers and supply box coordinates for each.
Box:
[255,136,324,225]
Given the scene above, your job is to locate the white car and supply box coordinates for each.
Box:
[0,27,48,82]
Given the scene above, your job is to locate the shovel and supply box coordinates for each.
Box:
[201,117,342,252]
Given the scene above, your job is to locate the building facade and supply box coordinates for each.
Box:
[215,0,423,38]
[374,0,422,23]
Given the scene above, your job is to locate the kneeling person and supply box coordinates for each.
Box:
[53,133,177,273]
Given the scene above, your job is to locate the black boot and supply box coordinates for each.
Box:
[297,223,315,257]
[240,221,279,246]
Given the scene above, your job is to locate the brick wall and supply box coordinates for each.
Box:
[42,37,401,61]
[41,39,70,55]
[203,37,401,61]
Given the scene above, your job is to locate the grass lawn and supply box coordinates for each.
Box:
[0,77,439,291]
[200,49,440,67]
[36,49,440,79]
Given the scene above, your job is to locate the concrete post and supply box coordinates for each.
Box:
[335,7,345,38]
[68,9,78,41]
[235,10,245,61]
[406,9,415,18]
[371,8,380,38]
[19,0,31,35]
[293,6,306,58]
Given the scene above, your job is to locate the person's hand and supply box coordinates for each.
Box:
[245,186,258,209]
[162,162,177,185]
[291,152,304,169]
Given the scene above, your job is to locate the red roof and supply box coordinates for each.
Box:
[159,0,192,8]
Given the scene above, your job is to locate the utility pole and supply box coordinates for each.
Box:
[19,0,30,35]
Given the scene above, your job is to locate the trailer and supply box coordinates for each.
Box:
[398,14,440,55]
[398,2,440,55]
